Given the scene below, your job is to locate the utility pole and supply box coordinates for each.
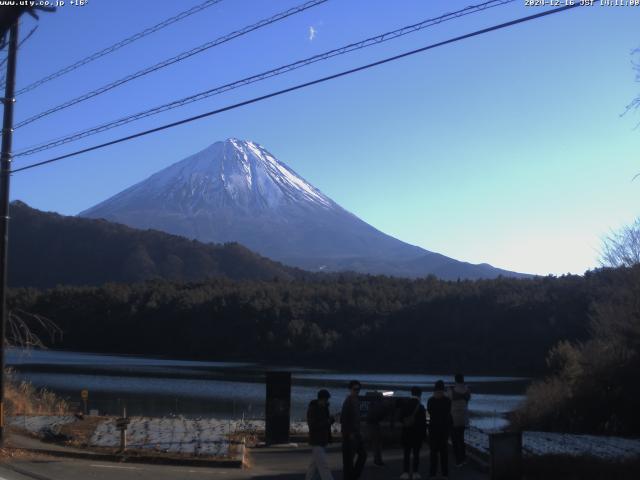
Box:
[0,20,18,445]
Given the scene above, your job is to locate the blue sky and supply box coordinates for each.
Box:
[8,0,640,276]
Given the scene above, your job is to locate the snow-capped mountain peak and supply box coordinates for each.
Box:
[80,138,528,280]
[222,138,333,209]
[84,139,334,215]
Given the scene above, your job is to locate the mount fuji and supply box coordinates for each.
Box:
[80,139,527,279]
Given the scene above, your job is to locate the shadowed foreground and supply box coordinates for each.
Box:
[0,441,488,480]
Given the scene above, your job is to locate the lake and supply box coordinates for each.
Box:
[7,349,528,431]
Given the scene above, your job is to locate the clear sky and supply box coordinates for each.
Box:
[8,0,640,276]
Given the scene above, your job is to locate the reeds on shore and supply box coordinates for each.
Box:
[4,370,68,416]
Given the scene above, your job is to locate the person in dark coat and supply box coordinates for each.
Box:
[427,380,452,479]
[400,386,427,479]
[306,389,335,480]
[341,380,367,480]
[366,393,387,467]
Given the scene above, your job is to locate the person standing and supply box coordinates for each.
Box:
[449,373,471,467]
[400,386,427,479]
[306,389,335,480]
[366,393,386,467]
[427,380,452,480]
[341,380,367,480]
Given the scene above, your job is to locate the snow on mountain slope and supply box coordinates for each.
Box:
[80,139,528,279]
[86,139,334,215]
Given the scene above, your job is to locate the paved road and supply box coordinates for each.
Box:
[0,443,488,480]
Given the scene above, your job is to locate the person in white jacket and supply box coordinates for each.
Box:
[448,373,471,466]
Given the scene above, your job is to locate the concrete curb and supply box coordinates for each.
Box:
[7,443,245,469]
[444,434,489,474]
[465,444,490,473]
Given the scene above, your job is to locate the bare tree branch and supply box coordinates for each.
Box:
[600,218,640,268]
[7,309,62,349]
[623,47,640,116]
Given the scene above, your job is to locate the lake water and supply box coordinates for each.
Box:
[7,349,528,431]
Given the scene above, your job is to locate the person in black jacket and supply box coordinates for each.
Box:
[366,393,387,467]
[306,389,335,480]
[427,380,452,479]
[400,386,427,479]
[341,380,367,480]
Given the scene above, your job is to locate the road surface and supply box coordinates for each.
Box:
[0,443,488,480]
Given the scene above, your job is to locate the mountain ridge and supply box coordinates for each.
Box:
[80,138,530,280]
[8,200,302,288]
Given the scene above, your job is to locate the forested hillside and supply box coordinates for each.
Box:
[513,264,640,435]
[10,266,627,375]
[9,201,301,288]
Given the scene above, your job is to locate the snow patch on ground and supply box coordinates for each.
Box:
[466,427,640,460]
[232,418,312,435]
[522,431,640,460]
[9,415,77,435]
[90,417,238,456]
[87,417,313,456]
[11,415,639,461]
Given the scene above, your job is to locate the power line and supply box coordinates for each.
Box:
[14,0,516,159]
[11,3,581,175]
[10,0,225,95]
[0,24,37,85]
[0,24,37,67]
[13,0,328,130]
[18,23,38,46]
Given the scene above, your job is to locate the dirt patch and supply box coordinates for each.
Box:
[230,430,258,448]
[6,424,48,442]
[0,446,49,462]
[58,416,106,447]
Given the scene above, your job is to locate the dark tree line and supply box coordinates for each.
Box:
[510,218,640,436]
[10,266,633,376]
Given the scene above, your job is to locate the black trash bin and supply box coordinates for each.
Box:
[265,371,291,445]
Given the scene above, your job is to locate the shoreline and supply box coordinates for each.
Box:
[7,347,540,377]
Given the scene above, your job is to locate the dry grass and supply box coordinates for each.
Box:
[58,416,105,447]
[4,371,69,416]
[509,376,571,432]
[230,422,261,448]
[0,446,44,462]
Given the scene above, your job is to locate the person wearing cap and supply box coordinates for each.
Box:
[341,380,367,480]
[427,380,452,479]
[306,389,335,480]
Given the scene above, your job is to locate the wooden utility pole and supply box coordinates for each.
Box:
[0,19,18,445]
